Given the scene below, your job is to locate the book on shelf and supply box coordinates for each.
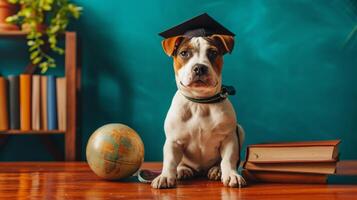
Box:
[0,74,66,133]
[8,75,19,129]
[0,76,8,131]
[31,75,40,130]
[47,75,57,130]
[40,76,48,130]
[19,74,31,131]
[56,77,66,131]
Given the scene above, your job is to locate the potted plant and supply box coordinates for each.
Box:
[0,0,18,30]
[6,0,82,73]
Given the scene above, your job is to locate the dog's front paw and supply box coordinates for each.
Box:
[221,170,246,188]
[177,166,194,180]
[151,174,176,189]
[207,166,221,181]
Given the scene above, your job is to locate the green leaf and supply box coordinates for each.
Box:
[29,45,37,51]
[5,16,18,23]
[40,62,49,73]
[33,57,42,64]
[27,40,35,46]
[30,50,40,59]
[8,0,19,4]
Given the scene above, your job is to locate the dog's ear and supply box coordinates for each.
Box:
[211,34,235,54]
[162,36,184,56]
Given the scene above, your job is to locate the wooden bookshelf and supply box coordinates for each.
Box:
[0,30,27,37]
[0,130,65,135]
[0,31,80,161]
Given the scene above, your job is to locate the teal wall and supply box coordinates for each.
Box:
[0,0,357,161]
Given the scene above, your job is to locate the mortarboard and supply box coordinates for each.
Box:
[159,13,235,38]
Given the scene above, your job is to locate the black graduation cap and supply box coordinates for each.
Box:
[159,13,235,38]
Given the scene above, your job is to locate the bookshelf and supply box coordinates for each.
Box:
[0,31,80,161]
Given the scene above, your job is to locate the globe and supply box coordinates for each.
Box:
[86,123,145,180]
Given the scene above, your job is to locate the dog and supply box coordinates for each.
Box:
[151,33,246,189]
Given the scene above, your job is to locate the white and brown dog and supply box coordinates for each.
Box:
[151,33,246,189]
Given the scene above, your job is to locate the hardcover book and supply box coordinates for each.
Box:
[19,74,31,131]
[31,75,41,130]
[244,161,337,174]
[40,76,48,130]
[0,76,8,131]
[242,169,327,184]
[245,140,340,163]
[56,77,66,131]
[8,75,20,129]
[47,75,57,130]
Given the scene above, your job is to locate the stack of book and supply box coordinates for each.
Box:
[242,140,340,184]
[0,74,66,131]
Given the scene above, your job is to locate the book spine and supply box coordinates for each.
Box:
[8,75,20,129]
[31,75,40,130]
[47,75,57,130]
[40,76,48,130]
[0,77,9,131]
[242,169,327,184]
[56,77,66,131]
[244,161,337,174]
[19,74,31,131]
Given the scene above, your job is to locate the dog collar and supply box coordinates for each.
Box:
[183,85,236,104]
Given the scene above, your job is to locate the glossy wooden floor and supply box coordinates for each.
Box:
[0,161,356,199]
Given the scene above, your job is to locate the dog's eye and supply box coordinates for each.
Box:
[207,49,218,59]
[179,50,190,58]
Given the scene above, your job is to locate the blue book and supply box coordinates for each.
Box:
[47,75,57,130]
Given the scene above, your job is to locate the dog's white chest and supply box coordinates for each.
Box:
[164,92,237,171]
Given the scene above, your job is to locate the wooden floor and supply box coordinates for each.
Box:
[0,161,356,199]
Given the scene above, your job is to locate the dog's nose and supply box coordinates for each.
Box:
[193,64,208,76]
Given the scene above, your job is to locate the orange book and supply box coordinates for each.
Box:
[246,140,340,163]
[56,77,66,131]
[242,169,327,184]
[40,76,48,130]
[0,77,8,131]
[20,74,31,131]
[244,161,337,174]
[31,75,40,130]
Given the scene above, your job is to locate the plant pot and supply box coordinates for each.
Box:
[0,0,19,31]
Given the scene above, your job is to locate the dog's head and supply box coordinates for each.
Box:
[162,35,234,98]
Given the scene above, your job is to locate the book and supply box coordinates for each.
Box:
[246,140,340,163]
[56,77,66,131]
[8,75,20,129]
[244,161,337,174]
[31,75,41,130]
[0,76,8,131]
[47,75,57,130]
[19,74,32,131]
[40,76,48,130]
[242,169,327,184]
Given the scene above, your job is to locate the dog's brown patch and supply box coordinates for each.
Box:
[181,109,192,122]
[204,38,224,75]
[199,107,211,117]
[173,38,193,73]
